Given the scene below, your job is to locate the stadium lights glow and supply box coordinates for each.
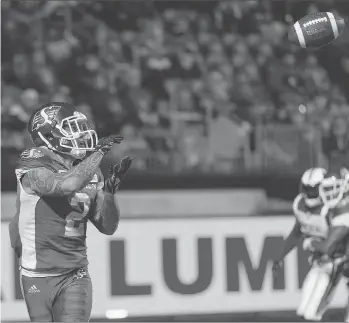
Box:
[106,309,129,319]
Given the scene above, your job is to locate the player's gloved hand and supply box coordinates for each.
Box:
[95,135,124,156]
[272,259,284,275]
[308,252,324,265]
[105,156,133,194]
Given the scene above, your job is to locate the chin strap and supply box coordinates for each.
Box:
[304,197,322,208]
[320,174,349,208]
[38,132,56,150]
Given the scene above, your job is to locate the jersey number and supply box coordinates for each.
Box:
[65,192,91,237]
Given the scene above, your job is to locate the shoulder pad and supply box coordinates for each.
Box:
[293,194,303,215]
[16,148,57,173]
[20,148,45,159]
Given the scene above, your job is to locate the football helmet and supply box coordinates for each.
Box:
[300,168,327,207]
[319,168,349,208]
[28,102,98,158]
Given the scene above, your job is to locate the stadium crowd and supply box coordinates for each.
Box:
[2,0,349,173]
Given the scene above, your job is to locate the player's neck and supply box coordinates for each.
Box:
[39,146,82,169]
[55,152,79,169]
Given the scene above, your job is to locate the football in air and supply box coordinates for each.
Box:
[288,12,345,49]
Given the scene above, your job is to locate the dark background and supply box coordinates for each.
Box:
[2,0,349,193]
[1,0,349,321]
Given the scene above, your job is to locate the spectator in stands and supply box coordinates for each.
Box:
[108,123,150,170]
[20,88,39,114]
[172,46,202,81]
[52,86,72,103]
[2,0,349,175]
[155,97,171,128]
[120,124,149,152]
[322,116,349,172]
[207,104,250,172]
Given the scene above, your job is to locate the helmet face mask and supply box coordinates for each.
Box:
[29,103,98,159]
[319,173,349,208]
[57,113,98,151]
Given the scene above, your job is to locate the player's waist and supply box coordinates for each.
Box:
[20,266,75,277]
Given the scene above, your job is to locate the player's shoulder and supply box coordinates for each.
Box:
[16,147,57,173]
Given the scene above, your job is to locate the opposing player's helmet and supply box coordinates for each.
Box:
[28,102,98,158]
[300,168,327,207]
[319,168,349,208]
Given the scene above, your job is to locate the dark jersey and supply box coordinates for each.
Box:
[13,147,103,277]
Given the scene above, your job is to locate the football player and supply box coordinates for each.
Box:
[305,169,349,322]
[272,167,349,321]
[8,102,132,322]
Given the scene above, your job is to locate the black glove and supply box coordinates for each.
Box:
[95,135,124,156]
[272,259,284,275]
[105,156,133,193]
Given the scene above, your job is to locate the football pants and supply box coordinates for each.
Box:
[21,267,92,322]
[297,258,344,321]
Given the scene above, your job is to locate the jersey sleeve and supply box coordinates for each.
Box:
[331,202,349,228]
[15,148,57,180]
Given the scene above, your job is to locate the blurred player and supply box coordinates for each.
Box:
[305,168,349,322]
[272,167,349,321]
[8,102,132,322]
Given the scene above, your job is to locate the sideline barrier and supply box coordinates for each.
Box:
[1,216,347,321]
[1,189,267,221]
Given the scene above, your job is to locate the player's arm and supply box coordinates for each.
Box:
[9,189,22,258]
[9,213,22,258]
[89,157,132,235]
[21,136,123,196]
[309,226,349,257]
[274,195,304,263]
[90,189,120,235]
[22,152,103,196]
[310,204,349,257]
[274,219,302,262]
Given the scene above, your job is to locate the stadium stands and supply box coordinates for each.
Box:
[2,0,349,175]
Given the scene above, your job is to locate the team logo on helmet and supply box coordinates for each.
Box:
[32,105,61,131]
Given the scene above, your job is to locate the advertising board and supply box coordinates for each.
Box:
[1,216,347,321]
